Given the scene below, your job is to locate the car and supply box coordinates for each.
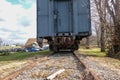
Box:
[39,44,49,51]
[26,47,39,52]
[0,50,9,55]
[16,48,27,52]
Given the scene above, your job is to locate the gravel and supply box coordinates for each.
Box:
[75,51,120,80]
[12,51,120,80]
[13,52,85,80]
[0,53,48,80]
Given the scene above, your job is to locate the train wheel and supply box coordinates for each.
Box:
[71,49,75,52]
[75,44,79,50]
[72,44,79,51]
[49,44,53,51]
[71,45,75,52]
[53,46,58,53]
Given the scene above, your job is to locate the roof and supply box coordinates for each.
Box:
[25,38,37,48]
[25,38,48,48]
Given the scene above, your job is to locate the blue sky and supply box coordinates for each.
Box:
[0,0,36,44]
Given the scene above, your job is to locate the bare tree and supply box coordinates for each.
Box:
[0,38,3,50]
[94,0,107,52]
[106,0,120,58]
[94,22,101,47]
[91,0,120,58]
[85,37,90,49]
[91,0,101,48]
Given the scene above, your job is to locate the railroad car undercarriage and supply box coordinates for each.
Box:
[38,35,84,52]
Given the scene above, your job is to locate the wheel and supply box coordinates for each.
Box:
[74,40,80,50]
[75,44,79,50]
[53,46,59,53]
[49,44,53,51]
[71,44,79,51]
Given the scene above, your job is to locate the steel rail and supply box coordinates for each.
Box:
[73,51,101,80]
[2,52,53,80]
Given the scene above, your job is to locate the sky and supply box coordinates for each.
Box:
[0,0,36,44]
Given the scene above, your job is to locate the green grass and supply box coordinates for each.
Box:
[0,46,22,50]
[79,47,106,57]
[0,50,49,61]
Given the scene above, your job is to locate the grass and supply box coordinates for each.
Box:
[79,47,106,57]
[0,46,22,50]
[0,50,49,61]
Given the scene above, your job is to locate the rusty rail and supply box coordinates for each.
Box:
[73,51,101,80]
[2,55,50,80]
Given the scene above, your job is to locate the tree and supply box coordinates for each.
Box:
[91,0,120,58]
[0,38,3,49]
[94,22,101,47]
[106,0,120,58]
[91,0,101,48]
[94,0,107,52]
[86,37,90,49]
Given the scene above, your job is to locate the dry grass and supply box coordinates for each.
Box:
[31,70,49,78]
[89,57,120,69]
[0,61,27,79]
[79,47,120,72]
[56,70,72,78]
[45,61,55,68]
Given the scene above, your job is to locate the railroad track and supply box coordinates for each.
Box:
[73,51,101,80]
[2,53,52,80]
[2,51,101,80]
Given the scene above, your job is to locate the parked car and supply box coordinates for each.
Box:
[0,50,9,55]
[14,48,26,52]
[39,44,49,51]
[26,47,39,52]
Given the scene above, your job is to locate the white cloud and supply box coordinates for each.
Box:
[0,0,36,44]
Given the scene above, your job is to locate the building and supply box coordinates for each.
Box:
[25,38,48,48]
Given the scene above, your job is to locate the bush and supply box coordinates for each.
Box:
[0,50,10,56]
[107,49,120,60]
[115,52,120,60]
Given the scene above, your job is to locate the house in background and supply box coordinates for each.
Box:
[25,38,39,48]
[25,38,48,48]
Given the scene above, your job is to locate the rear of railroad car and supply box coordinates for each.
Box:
[37,0,91,52]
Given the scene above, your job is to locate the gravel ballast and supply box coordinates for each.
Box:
[13,52,85,80]
[12,51,120,80]
[76,51,120,80]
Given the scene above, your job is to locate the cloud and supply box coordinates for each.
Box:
[0,18,5,22]
[0,28,13,32]
[18,16,31,27]
[6,0,36,9]
[9,33,22,39]
[0,0,36,44]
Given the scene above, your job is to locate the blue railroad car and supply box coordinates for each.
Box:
[37,0,91,52]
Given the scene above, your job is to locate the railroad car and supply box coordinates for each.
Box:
[37,0,91,52]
